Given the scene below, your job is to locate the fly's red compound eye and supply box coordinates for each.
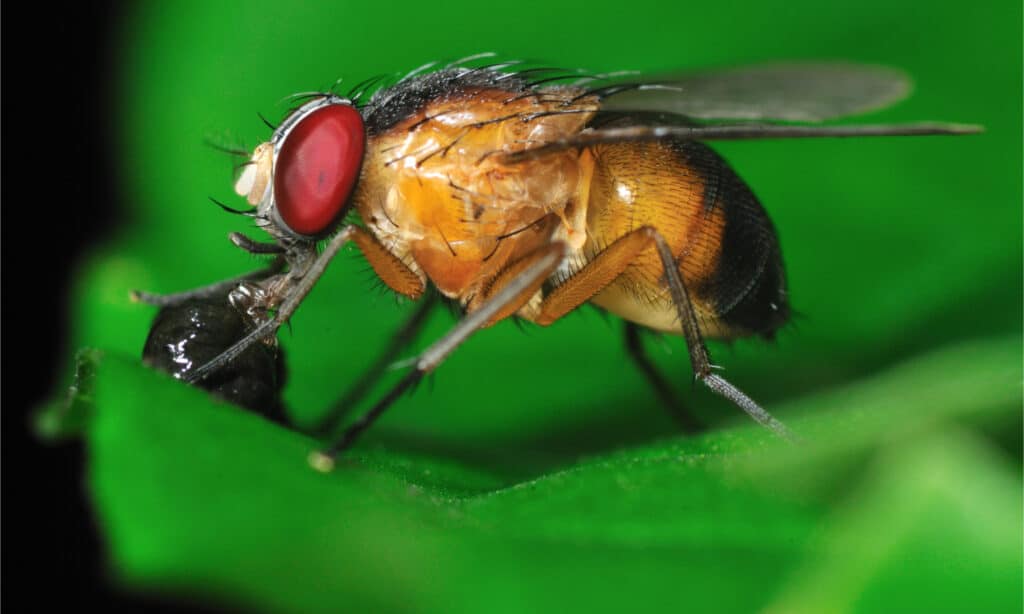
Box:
[273,104,365,237]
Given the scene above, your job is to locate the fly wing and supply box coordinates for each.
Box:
[495,62,981,164]
[600,63,913,122]
[501,122,982,164]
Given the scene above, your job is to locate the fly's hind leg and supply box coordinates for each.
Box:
[623,322,702,434]
[532,225,795,441]
[649,232,797,441]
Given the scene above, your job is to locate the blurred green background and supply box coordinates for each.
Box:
[56,0,1020,612]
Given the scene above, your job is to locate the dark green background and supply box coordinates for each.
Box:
[51,0,1021,611]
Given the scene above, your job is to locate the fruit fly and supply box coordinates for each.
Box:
[133,57,979,471]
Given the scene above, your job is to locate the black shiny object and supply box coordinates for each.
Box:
[142,297,286,420]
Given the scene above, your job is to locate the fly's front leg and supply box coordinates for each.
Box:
[309,242,566,471]
[184,226,359,384]
[185,224,428,385]
[132,231,287,307]
[131,255,286,307]
[227,279,280,333]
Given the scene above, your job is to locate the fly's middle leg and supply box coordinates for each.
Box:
[309,291,440,436]
[309,243,566,471]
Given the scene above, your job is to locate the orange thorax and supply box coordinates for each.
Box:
[355,86,598,299]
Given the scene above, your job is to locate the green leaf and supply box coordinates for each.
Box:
[767,431,1021,614]
[85,337,1020,613]
[35,348,103,440]
[51,0,1022,611]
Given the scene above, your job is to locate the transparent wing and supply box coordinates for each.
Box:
[600,63,913,122]
[501,122,983,164]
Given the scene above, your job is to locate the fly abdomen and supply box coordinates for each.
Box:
[679,141,790,339]
[577,138,788,340]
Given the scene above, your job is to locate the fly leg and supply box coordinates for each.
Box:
[310,242,566,471]
[623,322,702,434]
[184,225,428,385]
[132,231,286,306]
[131,256,286,307]
[308,291,439,436]
[530,225,794,440]
[183,226,359,383]
[228,231,286,255]
[650,232,797,441]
